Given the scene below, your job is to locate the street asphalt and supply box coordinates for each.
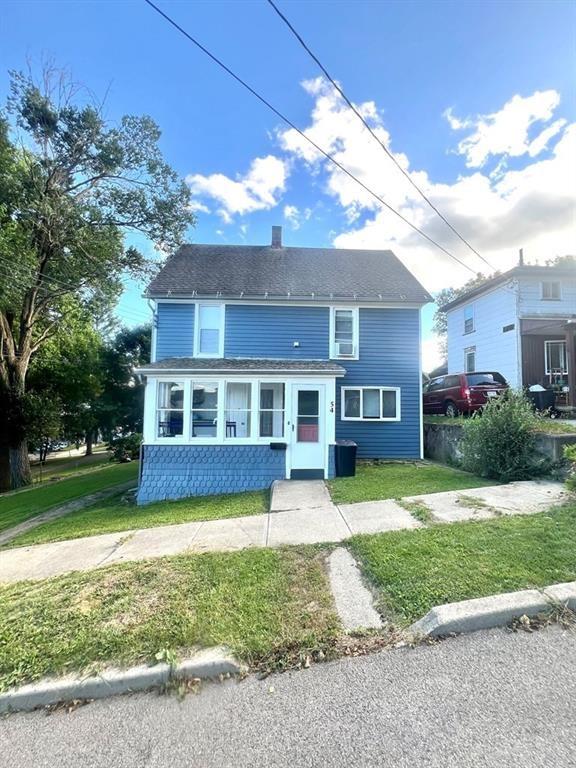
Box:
[1,625,575,768]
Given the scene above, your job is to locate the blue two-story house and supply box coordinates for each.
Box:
[136,227,431,503]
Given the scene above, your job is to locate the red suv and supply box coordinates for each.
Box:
[423,372,508,417]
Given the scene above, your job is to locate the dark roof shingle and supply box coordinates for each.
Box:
[136,357,346,375]
[146,243,431,303]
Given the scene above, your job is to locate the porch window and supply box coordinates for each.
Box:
[331,307,358,358]
[542,281,561,301]
[465,347,476,373]
[196,304,223,357]
[342,387,400,421]
[157,381,184,438]
[191,382,218,438]
[225,382,251,438]
[464,304,475,334]
[545,340,568,375]
[259,383,285,438]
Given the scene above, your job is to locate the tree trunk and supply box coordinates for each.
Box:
[85,431,94,456]
[0,442,10,492]
[10,440,32,488]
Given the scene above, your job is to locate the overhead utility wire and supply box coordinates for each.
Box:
[266,0,494,272]
[143,0,479,276]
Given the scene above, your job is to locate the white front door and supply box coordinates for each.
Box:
[289,384,325,478]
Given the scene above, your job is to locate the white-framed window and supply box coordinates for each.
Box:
[190,381,219,439]
[465,347,476,373]
[341,386,400,421]
[225,382,252,439]
[545,340,568,374]
[157,381,185,438]
[463,304,475,334]
[194,303,224,357]
[259,382,285,438]
[330,307,359,359]
[541,281,561,301]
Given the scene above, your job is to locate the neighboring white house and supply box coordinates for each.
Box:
[443,262,576,408]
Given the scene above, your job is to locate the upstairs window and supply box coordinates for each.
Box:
[342,387,400,421]
[331,307,358,359]
[541,281,561,301]
[157,381,184,438]
[195,304,223,357]
[463,304,475,334]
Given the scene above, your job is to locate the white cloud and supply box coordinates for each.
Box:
[283,204,312,230]
[188,200,210,214]
[446,90,562,167]
[186,155,288,222]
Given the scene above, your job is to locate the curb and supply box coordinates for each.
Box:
[0,646,245,715]
[409,581,576,638]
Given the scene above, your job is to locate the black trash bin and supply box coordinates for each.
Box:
[335,440,357,477]
[526,388,556,413]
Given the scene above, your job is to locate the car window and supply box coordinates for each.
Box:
[443,375,460,388]
[466,372,506,386]
[427,377,445,391]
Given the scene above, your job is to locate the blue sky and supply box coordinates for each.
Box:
[2,0,575,368]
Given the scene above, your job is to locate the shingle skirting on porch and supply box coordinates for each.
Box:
[137,444,286,504]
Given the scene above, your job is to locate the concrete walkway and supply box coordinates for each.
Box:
[0,479,569,584]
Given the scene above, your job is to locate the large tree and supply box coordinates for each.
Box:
[0,69,193,489]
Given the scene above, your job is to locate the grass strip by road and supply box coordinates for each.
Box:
[349,503,576,624]
[327,461,494,505]
[424,414,576,435]
[30,452,112,483]
[8,488,269,548]
[0,462,139,534]
[0,547,339,692]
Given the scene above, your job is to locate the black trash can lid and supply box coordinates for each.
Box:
[336,440,357,447]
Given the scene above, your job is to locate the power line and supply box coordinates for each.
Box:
[266,0,495,272]
[143,0,479,276]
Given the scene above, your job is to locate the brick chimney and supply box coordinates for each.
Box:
[271,225,282,248]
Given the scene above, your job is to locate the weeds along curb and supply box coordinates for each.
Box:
[0,646,245,715]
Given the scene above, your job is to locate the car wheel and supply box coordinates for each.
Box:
[444,401,459,418]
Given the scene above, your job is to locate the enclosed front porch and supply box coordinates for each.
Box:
[520,317,576,413]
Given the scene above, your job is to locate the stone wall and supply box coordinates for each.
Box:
[137,444,286,504]
[423,422,576,469]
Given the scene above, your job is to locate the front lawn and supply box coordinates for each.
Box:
[0,462,139,534]
[0,547,339,691]
[349,503,576,624]
[327,461,494,505]
[30,451,112,483]
[7,488,269,548]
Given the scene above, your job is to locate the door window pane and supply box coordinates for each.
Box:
[297,390,319,442]
[344,389,361,418]
[225,382,251,438]
[157,382,184,437]
[191,382,218,438]
[198,305,221,355]
[381,390,397,419]
[259,383,285,438]
[363,389,380,418]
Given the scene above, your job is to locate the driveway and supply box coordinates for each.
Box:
[0,479,569,583]
[2,625,574,768]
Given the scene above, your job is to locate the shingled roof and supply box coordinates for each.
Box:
[136,358,346,376]
[146,229,431,304]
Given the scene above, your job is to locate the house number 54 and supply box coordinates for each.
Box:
[330,401,334,413]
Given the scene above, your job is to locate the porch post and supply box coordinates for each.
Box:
[566,326,576,408]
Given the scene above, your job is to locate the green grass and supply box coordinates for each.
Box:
[8,488,269,547]
[0,462,139,534]
[327,461,495,505]
[30,452,112,483]
[424,414,576,434]
[349,503,576,624]
[0,547,339,691]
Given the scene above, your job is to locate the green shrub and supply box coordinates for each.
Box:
[460,390,551,482]
[565,444,576,491]
[109,433,142,462]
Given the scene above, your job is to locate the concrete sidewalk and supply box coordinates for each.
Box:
[0,479,569,584]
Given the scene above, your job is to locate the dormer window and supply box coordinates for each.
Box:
[331,307,359,359]
[541,281,561,301]
[195,303,224,357]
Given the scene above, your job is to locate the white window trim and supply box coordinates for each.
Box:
[340,386,401,422]
[541,281,562,301]
[463,304,475,335]
[329,306,359,360]
[544,340,568,375]
[194,302,225,358]
[464,346,476,373]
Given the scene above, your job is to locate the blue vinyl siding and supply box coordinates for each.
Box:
[225,305,330,359]
[156,303,195,360]
[336,308,421,459]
